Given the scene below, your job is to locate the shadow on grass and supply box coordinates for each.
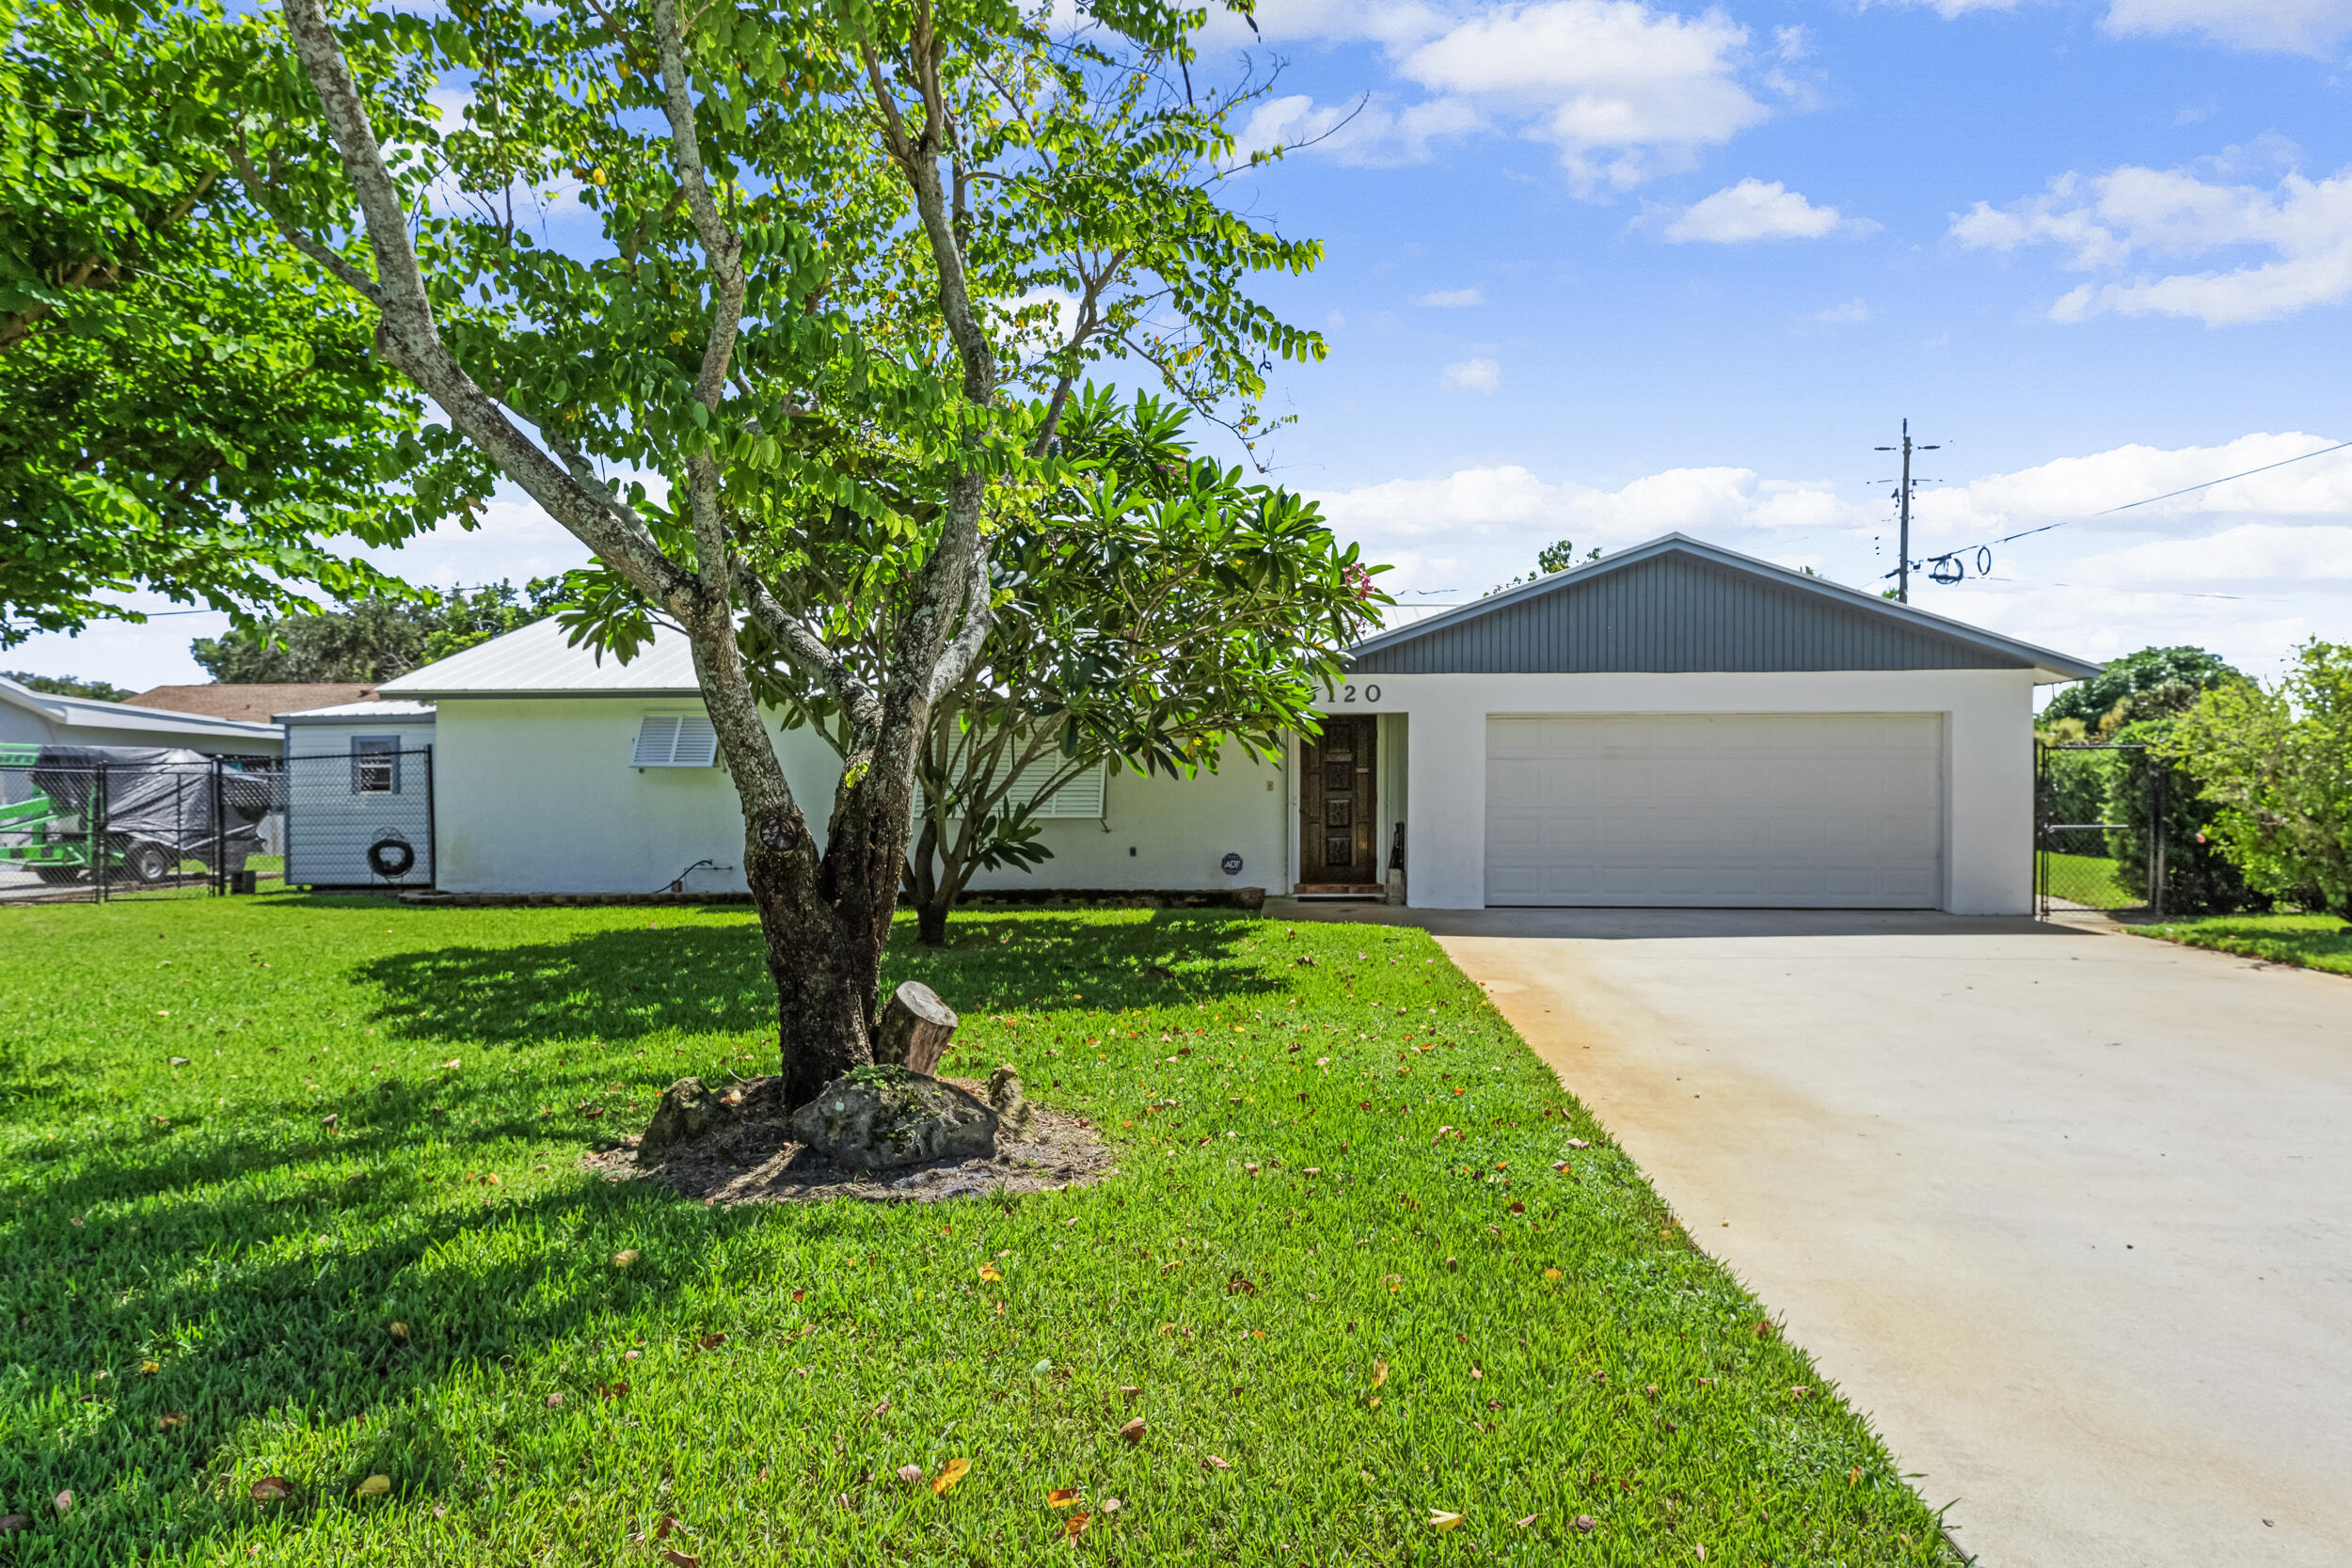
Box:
[352,908,1277,1048]
[2,908,1279,1555]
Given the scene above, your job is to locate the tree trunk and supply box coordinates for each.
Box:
[915,898,950,946]
[873,979,959,1075]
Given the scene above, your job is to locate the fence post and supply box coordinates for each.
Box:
[210,758,225,897]
[91,763,107,902]
[423,746,437,890]
[2150,763,2167,920]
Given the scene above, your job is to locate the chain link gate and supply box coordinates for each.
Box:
[2035,742,2167,917]
[1,746,434,904]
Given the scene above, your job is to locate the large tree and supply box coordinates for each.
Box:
[253,0,1321,1097]
[2042,644,2240,733]
[0,0,488,645]
[755,387,1384,944]
[191,578,570,682]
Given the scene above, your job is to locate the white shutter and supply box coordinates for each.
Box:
[631,713,719,767]
[1010,756,1105,818]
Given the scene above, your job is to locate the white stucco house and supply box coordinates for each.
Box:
[375,533,2099,914]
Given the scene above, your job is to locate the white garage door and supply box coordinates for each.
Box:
[1485,714,1943,908]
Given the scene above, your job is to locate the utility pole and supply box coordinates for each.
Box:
[1874,420,1940,603]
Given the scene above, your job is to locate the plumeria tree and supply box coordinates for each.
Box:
[753,388,1385,944]
[248,0,1323,1096]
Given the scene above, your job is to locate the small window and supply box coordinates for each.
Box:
[1009,757,1106,819]
[350,736,401,795]
[631,713,720,768]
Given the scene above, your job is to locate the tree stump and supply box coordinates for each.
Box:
[872,980,958,1077]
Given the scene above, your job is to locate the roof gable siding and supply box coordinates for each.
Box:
[1350,552,2030,675]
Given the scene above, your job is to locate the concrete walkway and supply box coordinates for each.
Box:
[1282,904,2352,1568]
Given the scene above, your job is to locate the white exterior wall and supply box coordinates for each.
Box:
[432,699,1289,896]
[1316,670,2040,915]
[963,745,1286,894]
[431,698,845,895]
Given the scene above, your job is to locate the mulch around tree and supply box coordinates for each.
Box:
[581,1075,1115,1205]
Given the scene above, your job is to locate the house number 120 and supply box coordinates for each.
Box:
[1337,683,1381,704]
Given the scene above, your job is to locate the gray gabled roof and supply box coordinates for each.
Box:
[1346,533,2102,683]
[0,673,285,742]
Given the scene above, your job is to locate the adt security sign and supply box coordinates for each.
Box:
[1220,852,1244,876]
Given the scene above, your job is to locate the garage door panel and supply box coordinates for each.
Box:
[1485,714,1942,909]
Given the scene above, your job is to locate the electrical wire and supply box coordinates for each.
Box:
[1897,436,2352,581]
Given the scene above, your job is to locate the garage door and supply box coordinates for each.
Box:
[1485,714,1943,908]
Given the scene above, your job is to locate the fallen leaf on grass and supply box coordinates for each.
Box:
[1566,1138,1590,1149]
[1063,1512,1092,1538]
[1573,1513,1597,1533]
[1517,1513,1538,1528]
[1788,1386,1811,1401]
[157,1411,186,1431]
[660,1551,699,1568]
[1047,1488,1082,1509]
[355,1475,390,1498]
[694,1334,726,1350]
[389,1322,409,1341]
[1119,1385,1141,1402]
[654,1513,677,1539]
[139,1359,159,1375]
[1119,1418,1146,1444]
[0,1515,25,1533]
[1204,1454,1232,1471]
[897,1465,924,1485]
[1847,1465,1863,1485]
[1102,1497,1122,1513]
[442,1059,461,1070]
[249,1478,295,1503]
[1543,1267,1563,1280]
[1507,1201,1525,1214]
[545,1393,564,1407]
[1382,1274,1402,1292]
[612,1249,640,1268]
[1372,1361,1389,1387]
[1428,1510,1463,1531]
[979,1262,1002,1282]
[52,1493,71,1515]
[932,1456,971,1495]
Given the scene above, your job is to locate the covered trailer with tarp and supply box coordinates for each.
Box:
[0,744,280,886]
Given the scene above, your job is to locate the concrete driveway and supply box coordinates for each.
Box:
[1294,905,2352,1568]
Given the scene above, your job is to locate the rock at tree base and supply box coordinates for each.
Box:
[790,1065,996,1170]
[986,1065,1036,1136]
[640,1077,737,1164]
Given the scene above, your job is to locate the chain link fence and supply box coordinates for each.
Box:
[0,746,433,904]
[2036,741,2268,919]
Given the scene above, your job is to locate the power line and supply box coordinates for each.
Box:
[1891,435,2352,586]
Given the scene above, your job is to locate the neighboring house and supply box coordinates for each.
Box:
[379,534,2100,913]
[132,683,385,724]
[275,698,437,888]
[0,673,282,755]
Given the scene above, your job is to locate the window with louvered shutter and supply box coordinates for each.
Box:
[1008,756,1105,818]
[630,714,720,767]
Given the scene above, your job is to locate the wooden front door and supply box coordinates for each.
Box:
[1298,717,1377,888]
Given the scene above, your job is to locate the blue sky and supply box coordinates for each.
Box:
[17,0,2351,689]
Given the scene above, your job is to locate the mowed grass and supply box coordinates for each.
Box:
[2137,911,2352,976]
[0,897,1949,1565]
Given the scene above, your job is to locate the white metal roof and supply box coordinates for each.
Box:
[0,673,285,742]
[377,616,701,697]
[276,699,437,723]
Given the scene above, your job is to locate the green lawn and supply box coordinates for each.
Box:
[2136,911,2352,975]
[2038,849,2137,909]
[0,897,1948,1564]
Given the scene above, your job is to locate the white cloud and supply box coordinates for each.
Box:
[1662,178,1856,242]
[1954,150,2352,325]
[2102,0,2352,54]
[1220,0,1778,191]
[1439,356,1502,391]
[1909,431,2352,545]
[1231,91,1484,167]
[1816,297,1871,324]
[1416,286,1486,306]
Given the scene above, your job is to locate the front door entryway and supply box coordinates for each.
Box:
[1297,717,1378,890]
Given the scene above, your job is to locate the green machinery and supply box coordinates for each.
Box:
[0,743,103,883]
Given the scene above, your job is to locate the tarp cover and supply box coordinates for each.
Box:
[24,747,278,852]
